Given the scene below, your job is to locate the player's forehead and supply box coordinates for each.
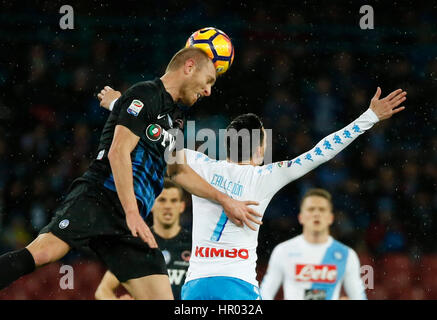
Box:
[158,187,181,200]
[302,196,331,208]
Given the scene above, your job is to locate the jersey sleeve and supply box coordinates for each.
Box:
[343,249,367,300]
[116,84,159,137]
[260,245,284,300]
[184,148,210,179]
[257,108,380,199]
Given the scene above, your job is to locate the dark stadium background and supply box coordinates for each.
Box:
[0,0,435,299]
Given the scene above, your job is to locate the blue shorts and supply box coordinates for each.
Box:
[181,276,261,300]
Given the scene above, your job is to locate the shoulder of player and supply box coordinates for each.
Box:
[125,81,161,100]
[331,238,354,252]
[188,150,222,165]
[273,235,301,252]
[330,238,359,262]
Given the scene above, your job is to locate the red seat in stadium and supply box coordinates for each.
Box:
[376,254,415,299]
[366,284,389,300]
[397,286,426,300]
[358,253,377,268]
[380,253,414,273]
[381,272,413,299]
[416,254,437,298]
[72,260,106,299]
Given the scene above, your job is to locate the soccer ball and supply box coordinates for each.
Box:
[185,27,234,75]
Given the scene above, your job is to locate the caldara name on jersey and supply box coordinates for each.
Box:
[295,264,338,283]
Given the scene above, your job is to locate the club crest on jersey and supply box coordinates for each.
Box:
[127,99,144,116]
[59,219,69,229]
[181,250,191,262]
[146,124,162,141]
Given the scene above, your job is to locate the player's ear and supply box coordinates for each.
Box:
[297,212,303,225]
[179,199,186,214]
[150,203,157,213]
[328,211,334,226]
[184,58,195,75]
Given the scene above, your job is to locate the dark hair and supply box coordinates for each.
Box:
[225,113,264,162]
[163,178,184,200]
[300,188,333,210]
[166,47,211,73]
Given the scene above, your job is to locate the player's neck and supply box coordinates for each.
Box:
[160,73,180,102]
[154,223,181,239]
[302,230,330,244]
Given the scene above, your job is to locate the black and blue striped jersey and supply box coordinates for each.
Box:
[83,78,183,219]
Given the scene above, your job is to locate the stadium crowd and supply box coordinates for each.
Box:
[0,1,435,299]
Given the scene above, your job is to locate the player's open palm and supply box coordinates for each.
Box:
[370,87,407,120]
[125,212,158,248]
[222,198,262,231]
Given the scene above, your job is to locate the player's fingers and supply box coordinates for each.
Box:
[130,228,138,238]
[243,201,260,206]
[230,216,243,227]
[97,93,103,100]
[144,228,158,248]
[392,90,407,99]
[384,89,403,101]
[138,228,149,244]
[392,96,407,108]
[392,106,406,115]
[246,212,263,225]
[246,207,262,218]
[390,92,407,105]
[389,90,406,101]
[372,87,381,100]
[242,216,257,231]
[104,86,113,91]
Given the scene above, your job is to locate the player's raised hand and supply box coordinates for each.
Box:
[97,86,121,110]
[125,212,158,248]
[370,87,407,120]
[221,198,262,231]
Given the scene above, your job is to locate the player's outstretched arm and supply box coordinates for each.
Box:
[168,150,262,231]
[260,87,407,196]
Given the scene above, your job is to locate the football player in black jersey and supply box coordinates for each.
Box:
[0,47,262,299]
[95,178,191,300]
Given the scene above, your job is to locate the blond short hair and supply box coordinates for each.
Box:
[165,47,211,73]
[300,188,333,210]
